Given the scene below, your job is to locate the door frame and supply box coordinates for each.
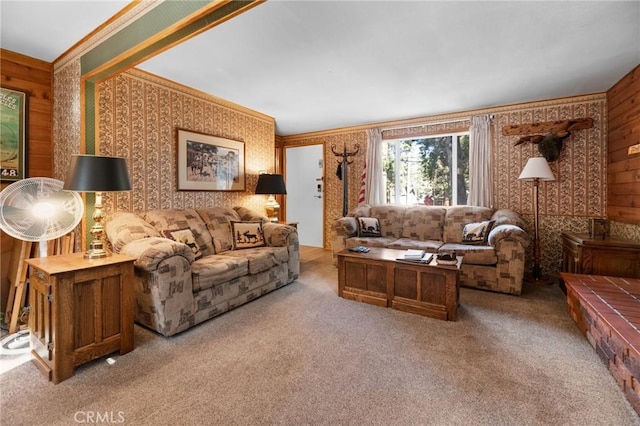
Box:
[283,142,326,248]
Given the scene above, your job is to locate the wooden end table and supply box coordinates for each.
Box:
[25,252,136,384]
[337,247,462,321]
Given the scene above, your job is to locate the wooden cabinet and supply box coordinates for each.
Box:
[25,253,135,384]
[561,232,640,279]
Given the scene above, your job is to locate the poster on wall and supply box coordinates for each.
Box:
[0,87,28,181]
[176,128,245,191]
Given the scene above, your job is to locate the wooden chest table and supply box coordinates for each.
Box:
[25,252,136,384]
[337,247,462,321]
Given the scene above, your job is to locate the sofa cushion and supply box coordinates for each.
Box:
[461,220,495,245]
[439,243,497,265]
[369,205,407,239]
[231,221,266,249]
[401,206,446,241]
[143,209,215,257]
[388,238,443,252]
[443,206,493,243]
[105,212,161,253]
[346,237,396,249]
[357,217,382,237]
[196,207,241,253]
[221,246,289,275]
[191,255,249,292]
[163,228,203,260]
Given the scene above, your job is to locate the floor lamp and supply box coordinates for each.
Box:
[518,156,555,282]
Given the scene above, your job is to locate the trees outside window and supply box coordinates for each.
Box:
[382,133,469,205]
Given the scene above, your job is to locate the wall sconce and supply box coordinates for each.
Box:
[255,173,287,223]
[64,155,132,258]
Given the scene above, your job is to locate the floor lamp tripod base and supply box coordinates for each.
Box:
[523,268,555,285]
[523,233,555,286]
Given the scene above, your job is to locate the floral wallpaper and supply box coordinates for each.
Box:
[97,69,276,216]
[52,59,82,181]
[494,97,607,217]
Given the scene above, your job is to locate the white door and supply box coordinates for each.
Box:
[285,144,323,247]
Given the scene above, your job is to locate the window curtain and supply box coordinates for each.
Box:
[468,115,493,207]
[363,128,384,205]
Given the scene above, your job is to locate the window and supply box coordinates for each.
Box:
[382,133,469,206]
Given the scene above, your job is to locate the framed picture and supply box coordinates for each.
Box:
[0,87,28,181]
[589,218,609,239]
[177,128,245,191]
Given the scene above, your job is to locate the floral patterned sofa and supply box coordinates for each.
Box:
[331,205,529,295]
[105,206,299,336]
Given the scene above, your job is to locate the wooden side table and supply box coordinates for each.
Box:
[561,232,640,279]
[25,252,136,384]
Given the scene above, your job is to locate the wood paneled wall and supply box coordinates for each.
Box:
[1,49,53,179]
[607,64,640,225]
[0,49,53,312]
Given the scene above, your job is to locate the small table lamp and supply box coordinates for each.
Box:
[518,156,555,281]
[255,173,287,223]
[64,155,132,259]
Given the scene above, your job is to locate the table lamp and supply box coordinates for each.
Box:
[64,155,132,258]
[255,173,287,223]
[518,156,555,281]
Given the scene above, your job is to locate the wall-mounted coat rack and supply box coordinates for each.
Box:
[332,143,360,216]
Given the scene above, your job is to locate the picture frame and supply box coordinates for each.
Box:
[589,218,609,239]
[177,128,245,191]
[0,87,28,181]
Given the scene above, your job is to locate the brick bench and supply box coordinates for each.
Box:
[561,273,640,415]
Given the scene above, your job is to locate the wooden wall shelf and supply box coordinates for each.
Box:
[502,118,593,136]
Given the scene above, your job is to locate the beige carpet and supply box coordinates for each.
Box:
[1,247,639,425]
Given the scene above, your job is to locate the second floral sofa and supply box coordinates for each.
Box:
[331,204,529,295]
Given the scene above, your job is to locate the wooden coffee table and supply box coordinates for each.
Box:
[337,247,462,321]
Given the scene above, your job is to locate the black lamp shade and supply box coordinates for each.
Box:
[64,155,132,192]
[255,174,287,195]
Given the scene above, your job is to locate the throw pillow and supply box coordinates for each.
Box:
[231,221,266,250]
[461,220,495,245]
[163,228,203,259]
[358,217,382,237]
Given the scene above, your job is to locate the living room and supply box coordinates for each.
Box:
[1,1,640,424]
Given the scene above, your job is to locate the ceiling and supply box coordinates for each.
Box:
[1,1,639,136]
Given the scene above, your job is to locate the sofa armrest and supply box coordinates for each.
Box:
[105,211,161,253]
[331,217,358,259]
[488,224,529,249]
[120,237,195,272]
[263,222,300,282]
[263,223,298,247]
[488,224,530,295]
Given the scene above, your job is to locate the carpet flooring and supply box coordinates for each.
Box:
[1,247,639,425]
